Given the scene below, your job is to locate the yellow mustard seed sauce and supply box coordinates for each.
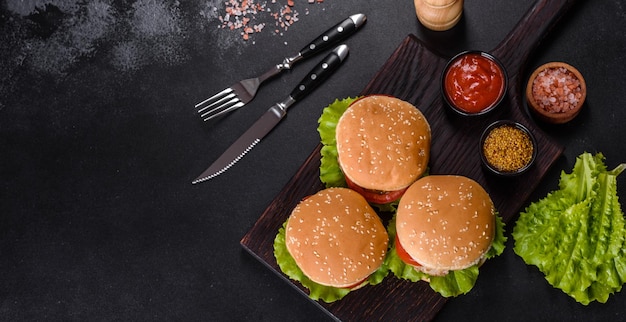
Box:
[483,125,534,172]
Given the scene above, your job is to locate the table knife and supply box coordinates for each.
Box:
[192,44,350,184]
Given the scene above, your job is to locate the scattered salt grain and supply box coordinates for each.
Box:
[214,0,326,41]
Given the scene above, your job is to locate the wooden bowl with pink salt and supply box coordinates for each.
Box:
[526,62,587,124]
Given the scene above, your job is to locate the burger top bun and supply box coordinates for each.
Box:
[285,187,388,288]
[335,95,431,192]
[396,175,495,274]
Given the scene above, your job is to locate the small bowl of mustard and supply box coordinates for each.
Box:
[442,50,508,116]
[480,120,537,176]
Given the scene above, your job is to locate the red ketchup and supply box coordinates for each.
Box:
[444,53,505,114]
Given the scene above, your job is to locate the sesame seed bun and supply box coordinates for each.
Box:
[335,95,431,192]
[396,175,495,275]
[285,187,389,288]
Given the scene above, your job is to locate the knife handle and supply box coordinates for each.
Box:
[289,44,349,103]
[299,13,366,59]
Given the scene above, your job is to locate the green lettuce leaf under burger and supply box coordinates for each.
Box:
[386,175,507,297]
[318,97,354,189]
[273,187,389,303]
[513,152,626,305]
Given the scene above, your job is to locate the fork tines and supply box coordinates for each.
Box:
[196,88,245,121]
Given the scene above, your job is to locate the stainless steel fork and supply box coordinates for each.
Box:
[195,13,366,122]
[196,56,298,121]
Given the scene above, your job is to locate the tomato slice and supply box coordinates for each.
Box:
[344,175,407,204]
[394,234,421,267]
[342,277,367,290]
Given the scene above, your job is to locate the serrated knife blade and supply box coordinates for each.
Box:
[192,106,283,184]
[192,44,349,184]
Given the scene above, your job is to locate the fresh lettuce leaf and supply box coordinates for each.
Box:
[317,97,357,188]
[273,221,388,303]
[385,212,506,297]
[513,152,626,305]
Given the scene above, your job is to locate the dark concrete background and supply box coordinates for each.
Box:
[1,0,625,320]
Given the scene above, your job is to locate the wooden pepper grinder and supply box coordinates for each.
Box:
[414,0,464,31]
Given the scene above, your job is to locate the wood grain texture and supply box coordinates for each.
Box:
[241,0,575,320]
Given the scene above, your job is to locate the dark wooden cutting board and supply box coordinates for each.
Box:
[241,0,576,320]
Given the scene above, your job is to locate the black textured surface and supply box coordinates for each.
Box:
[1,0,625,321]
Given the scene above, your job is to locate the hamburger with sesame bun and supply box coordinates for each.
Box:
[333,95,431,205]
[386,175,507,297]
[317,95,430,206]
[273,187,389,302]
